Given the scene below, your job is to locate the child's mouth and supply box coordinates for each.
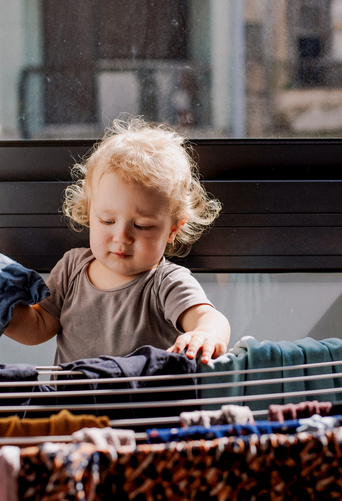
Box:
[113,252,129,259]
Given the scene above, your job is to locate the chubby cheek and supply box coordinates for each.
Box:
[89,225,109,254]
[89,231,99,257]
[139,233,167,257]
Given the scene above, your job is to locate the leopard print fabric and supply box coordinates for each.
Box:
[18,427,342,500]
[108,430,342,500]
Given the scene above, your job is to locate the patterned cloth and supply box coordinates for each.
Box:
[17,426,342,500]
[19,442,108,501]
[113,431,342,500]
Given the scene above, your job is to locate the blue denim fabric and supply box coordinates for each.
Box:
[0,253,50,334]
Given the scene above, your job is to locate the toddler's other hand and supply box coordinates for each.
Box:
[167,331,227,364]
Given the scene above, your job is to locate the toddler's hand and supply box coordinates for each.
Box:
[167,331,227,364]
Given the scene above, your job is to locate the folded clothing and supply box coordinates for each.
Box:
[0,253,50,334]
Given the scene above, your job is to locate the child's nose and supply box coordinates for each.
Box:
[113,224,133,245]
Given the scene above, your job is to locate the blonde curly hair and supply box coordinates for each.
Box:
[63,117,222,258]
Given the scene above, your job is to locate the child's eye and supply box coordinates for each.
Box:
[100,219,114,225]
[134,224,153,230]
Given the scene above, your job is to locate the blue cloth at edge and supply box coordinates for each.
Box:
[0,253,50,334]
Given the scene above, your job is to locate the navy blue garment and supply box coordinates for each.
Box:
[0,363,40,417]
[58,345,199,422]
[0,363,38,382]
[22,383,58,419]
[0,253,50,334]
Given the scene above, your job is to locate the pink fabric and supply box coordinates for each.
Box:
[268,400,333,422]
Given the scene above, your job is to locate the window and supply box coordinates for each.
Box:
[288,0,331,87]
[1,0,342,140]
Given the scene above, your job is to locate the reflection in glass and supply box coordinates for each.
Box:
[1,0,342,139]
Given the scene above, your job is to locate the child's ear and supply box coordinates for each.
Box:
[167,219,187,243]
[167,225,178,243]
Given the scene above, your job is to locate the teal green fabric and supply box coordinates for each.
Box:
[198,336,342,412]
[278,340,306,404]
[199,345,248,405]
[317,338,342,400]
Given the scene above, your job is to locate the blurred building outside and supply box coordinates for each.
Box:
[0,0,342,140]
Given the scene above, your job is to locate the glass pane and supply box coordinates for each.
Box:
[1,0,342,139]
[1,271,341,365]
[195,272,342,348]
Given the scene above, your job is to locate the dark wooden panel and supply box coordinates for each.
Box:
[2,180,342,215]
[2,139,342,181]
[1,139,342,272]
[0,228,89,272]
[0,182,66,213]
[0,143,92,181]
[0,215,64,228]
[0,228,88,254]
[193,226,342,256]
[206,181,342,214]
[192,139,342,180]
[218,213,342,227]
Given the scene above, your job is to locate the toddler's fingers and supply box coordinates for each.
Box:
[166,333,191,354]
[197,338,216,364]
[213,341,227,359]
[185,336,207,360]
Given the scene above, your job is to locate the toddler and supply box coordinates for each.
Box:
[5,117,230,365]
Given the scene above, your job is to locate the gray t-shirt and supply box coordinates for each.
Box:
[40,248,212,364]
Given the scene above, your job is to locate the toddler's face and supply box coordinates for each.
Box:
[88,171,178,288]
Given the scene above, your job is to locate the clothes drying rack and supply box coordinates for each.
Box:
[0,357,342,442]
[1,357,342,499]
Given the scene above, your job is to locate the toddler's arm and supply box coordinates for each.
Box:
[4,304,60,345]
[167,304,230,364]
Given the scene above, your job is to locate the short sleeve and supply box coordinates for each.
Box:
[157,262,213,330]
[39,248,91,320]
